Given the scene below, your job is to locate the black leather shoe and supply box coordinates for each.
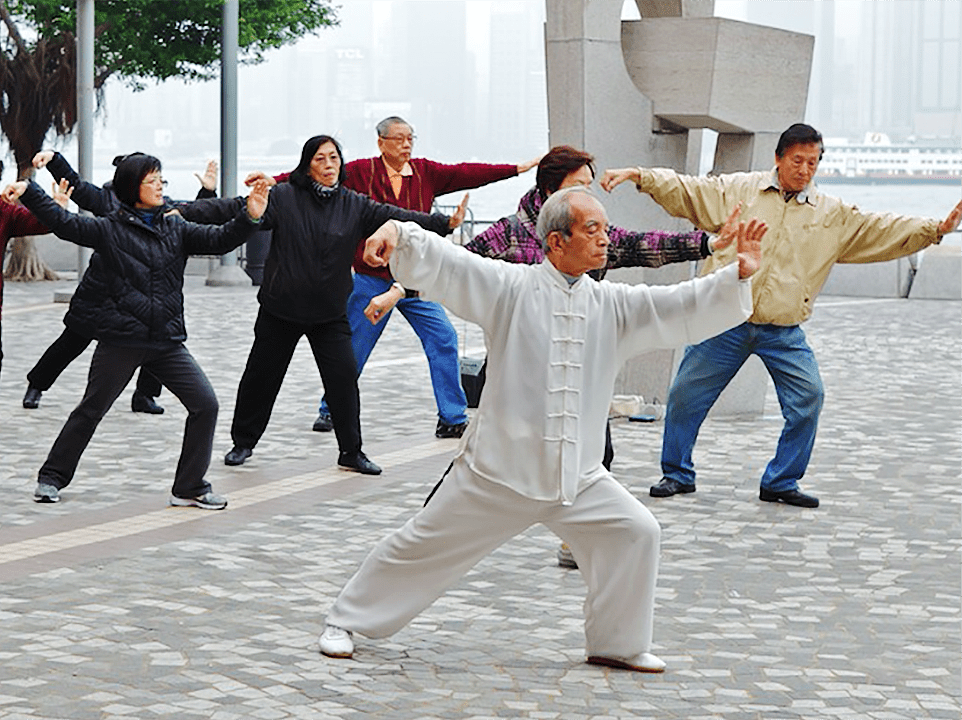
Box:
[23,386,42,409]
[650,477,696,497]
[312,411,333,432]
[435,420,468,439]
[759,487,819,508]
[338,451,382,475]
[225,446,253,466]
[131,391,164,414]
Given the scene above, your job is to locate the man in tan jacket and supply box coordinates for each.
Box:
[602,123,962,509]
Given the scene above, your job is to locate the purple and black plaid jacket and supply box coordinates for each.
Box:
[464,186,709,279]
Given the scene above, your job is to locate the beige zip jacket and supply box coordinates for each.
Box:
[637,168,942,325]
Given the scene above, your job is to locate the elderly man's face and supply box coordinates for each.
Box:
[549,193,610,277]
[378,122,415,169]
[775,142,821,193]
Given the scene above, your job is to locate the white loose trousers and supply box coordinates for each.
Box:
[326,461,661,659]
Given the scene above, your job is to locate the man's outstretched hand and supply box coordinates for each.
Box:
[363,221,401,267]
[939,199,962,236]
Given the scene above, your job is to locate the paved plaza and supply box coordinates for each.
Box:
[0,271,958,720]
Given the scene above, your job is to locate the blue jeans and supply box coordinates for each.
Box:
[320,272,468,425]
[660,322,824,492]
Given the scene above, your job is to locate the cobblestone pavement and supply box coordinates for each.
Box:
[0,273,958,720]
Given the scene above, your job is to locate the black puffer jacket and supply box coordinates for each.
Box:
[20,181,258,345]
[43,152,244,341]
[257,182,451,325]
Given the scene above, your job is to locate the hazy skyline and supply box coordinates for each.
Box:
[4,0,958,205]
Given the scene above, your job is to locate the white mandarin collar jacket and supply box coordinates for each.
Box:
[389,221,753,505]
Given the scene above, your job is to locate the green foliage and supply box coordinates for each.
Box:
[3,0,338,87]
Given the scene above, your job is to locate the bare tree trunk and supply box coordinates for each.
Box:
[3,236,59,282]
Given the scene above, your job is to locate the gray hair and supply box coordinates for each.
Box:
[376,116,411,138]
[536,186,598,252]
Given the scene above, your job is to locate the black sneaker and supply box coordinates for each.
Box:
[312,411,333,432]
[435,420,468,439]
[23,386,42,409]
[224,446,253,466]
[131,391,164,414]
[338,451,382,475]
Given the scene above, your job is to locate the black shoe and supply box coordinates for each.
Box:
[225,446,253,466]
[131,391,164,414]
[435,419,468,439]
[649,477,696,497]
[23,386,42,409]
[338,451,382,475]
[312,411,333,432]
[759,487,819,508]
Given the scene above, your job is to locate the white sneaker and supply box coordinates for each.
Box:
[169,491,228,510]
[319,624,354,658]
[33,482,60,503]
[587,651,666,673]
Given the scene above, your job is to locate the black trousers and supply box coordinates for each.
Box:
[28,325,162,397]
[38,342,218,498]
[230,306,362,455]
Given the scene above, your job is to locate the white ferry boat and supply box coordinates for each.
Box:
[817,132,961,185]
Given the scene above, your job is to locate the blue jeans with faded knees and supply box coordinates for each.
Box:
[660,322,824,493]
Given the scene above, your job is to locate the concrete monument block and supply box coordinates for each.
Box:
[909,244,962,300]
[620,18,813,134]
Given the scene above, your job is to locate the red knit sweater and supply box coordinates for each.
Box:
[344,157,517,280]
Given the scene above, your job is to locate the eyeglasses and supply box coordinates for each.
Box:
[141,176,168,187]
[382,134,416,144]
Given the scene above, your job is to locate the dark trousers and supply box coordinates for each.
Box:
[38,342,218,498]
[27,326,162,397]
[230,307,362,455]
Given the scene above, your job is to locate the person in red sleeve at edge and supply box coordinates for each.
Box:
[249,117,539,439]
[0,160,71,380]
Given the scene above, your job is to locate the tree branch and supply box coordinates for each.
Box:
[0,0,30,58]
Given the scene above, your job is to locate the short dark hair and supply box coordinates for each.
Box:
[112,153,161,207]
[776,123,824,159]
[536,146,595,199]
[289,134,345,188]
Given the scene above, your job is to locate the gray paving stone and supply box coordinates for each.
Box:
[0,279,958,719]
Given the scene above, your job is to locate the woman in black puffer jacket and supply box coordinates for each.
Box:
[3,154,269,509]
[224,134,455,475]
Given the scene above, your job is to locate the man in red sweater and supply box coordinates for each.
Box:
[313,116,539,438]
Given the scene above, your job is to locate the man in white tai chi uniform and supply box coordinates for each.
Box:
[318,186,765,673]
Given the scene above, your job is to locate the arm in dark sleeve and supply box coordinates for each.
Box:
[45,152,117,216]
[174,196,247,225]
[357,191,451,237]
[19,181,106,249]
[419,159,518,196]
[180,205,261,256]
[605,226,709,270]
[195,187,217,200]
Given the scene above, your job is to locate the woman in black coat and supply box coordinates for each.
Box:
[2,155,269,509]
[23,151,225,413]
[224,135,456,475]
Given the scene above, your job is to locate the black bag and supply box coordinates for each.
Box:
[460,357,487,408]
